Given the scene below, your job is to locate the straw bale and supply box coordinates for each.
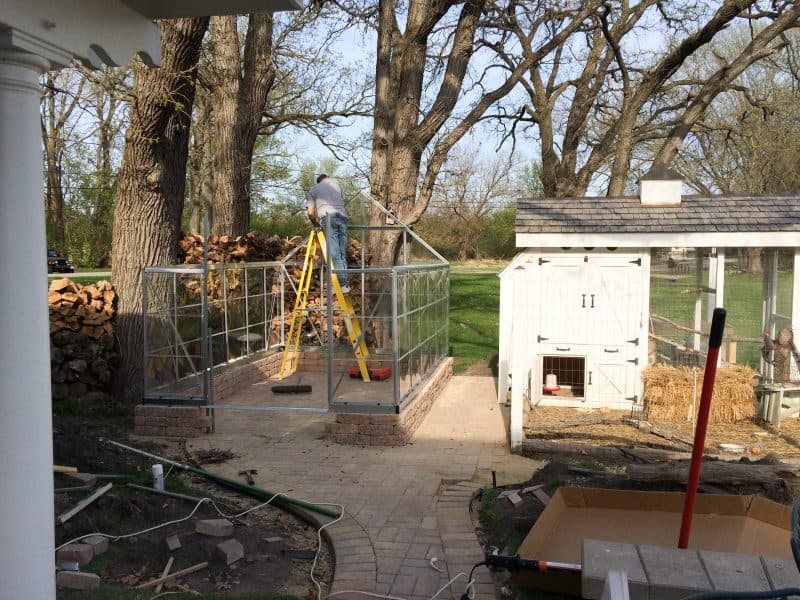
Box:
[642,364,756,424]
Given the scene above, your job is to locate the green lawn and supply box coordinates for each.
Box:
[449,272,500,374]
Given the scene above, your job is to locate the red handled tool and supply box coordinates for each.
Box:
[678,307,726,549]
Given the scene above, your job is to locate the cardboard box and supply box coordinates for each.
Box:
[515,487,792,595]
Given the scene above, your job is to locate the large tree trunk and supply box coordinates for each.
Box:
[210,14,276,236]
[209,16,240,235]
[42,133,66,253]
[41,73,82,254]
[89,88,119,268]
[187,89,213,235]
[369,0,485,267]
[741,248,763,275]
[112,17,209,403]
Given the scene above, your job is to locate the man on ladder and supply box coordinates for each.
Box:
[306,174,350,293]
[278,174,371,381]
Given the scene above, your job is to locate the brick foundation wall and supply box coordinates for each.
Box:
[136,350,452,442]
[326,357,453,446]
[135,351,284,437]
[295,349,392,373]
[134,405,212,438]
[212,351,283,402]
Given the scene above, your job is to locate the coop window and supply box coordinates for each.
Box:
[542,355,585,397]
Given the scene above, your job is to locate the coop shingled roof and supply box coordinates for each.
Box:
[515,195,800,234]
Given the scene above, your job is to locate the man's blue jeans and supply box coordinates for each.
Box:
[321,212,349,287]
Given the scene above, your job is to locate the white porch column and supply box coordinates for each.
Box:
[761,249,779,380]
[707,249,726,314]
[694,250,704,350]
[793,248,800,380]
[497,273,513,403]
[0,50,55,599]
[714,249,725,311]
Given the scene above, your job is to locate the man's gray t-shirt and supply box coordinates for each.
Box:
[306,178,346,218]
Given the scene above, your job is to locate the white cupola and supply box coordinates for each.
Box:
[639,162,683,205]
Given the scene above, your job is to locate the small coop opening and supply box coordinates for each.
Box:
[542,355,585,398]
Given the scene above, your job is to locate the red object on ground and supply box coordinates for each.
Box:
[543,385,561,393]
[347,366,392,381]
[678,308,726,549]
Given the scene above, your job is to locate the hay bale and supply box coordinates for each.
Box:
[642,364,755,424]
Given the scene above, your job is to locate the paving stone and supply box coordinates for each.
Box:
[531,488,551,505]
[376,527,398,541]
[389,574,417,596]
[82,535,108,556]
[375,582,392,594]
[761,556,800,590]
[377,572,396,584]
[216,538,245,565]
[582,539,648,600]
[196,518,234,537]
[188,375,521,600]
[56,571,100,590]
[521,484,543,494]
[56,543,93,566]
[638,544,712,600]
[701,550,770,592]
[165,534,182,551]
[506,491,523,507]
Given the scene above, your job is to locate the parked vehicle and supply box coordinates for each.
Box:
[47,248,74,273]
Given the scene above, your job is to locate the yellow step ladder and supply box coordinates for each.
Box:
[279,229,370,381]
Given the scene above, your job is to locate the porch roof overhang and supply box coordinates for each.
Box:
[1,0,301,68]
[122,1,303,18]
[516,194,800,248]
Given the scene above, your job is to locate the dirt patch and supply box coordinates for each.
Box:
[472,407,800,598]
[54,417,332,598]
[525,406,800,459]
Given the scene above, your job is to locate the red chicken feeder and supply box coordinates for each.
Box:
[348,366,392,381]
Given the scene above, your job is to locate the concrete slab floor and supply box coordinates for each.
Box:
[185,375,546,599]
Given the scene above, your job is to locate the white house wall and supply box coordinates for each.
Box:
[507,252,539,447]
[497,263,513,404]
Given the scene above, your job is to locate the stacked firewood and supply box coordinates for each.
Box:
[49,278,116,338]
[48,279,118,401]
[177,232,295,264]
[177,231,366,266]
[50,329,118,401]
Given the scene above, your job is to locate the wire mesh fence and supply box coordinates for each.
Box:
[648,248,795,373]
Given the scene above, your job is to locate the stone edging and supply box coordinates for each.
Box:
[436,481,497,600]
[279,503,377,599]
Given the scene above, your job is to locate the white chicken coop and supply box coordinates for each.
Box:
[499,165,800,448]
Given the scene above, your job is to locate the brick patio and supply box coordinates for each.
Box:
[184,375,540,599]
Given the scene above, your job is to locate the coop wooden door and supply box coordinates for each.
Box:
[585,255,643,406]
[537,255,590,345]
[590,356,637,407]
[587,256,640,345]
